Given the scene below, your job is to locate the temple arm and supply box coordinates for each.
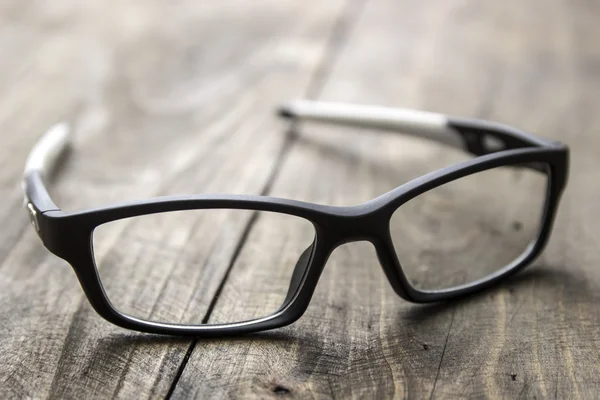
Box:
[23,123,71,214]
[278,100,551,155]
[279,100,465,148]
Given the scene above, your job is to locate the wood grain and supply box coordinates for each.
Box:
[1,0,600,398]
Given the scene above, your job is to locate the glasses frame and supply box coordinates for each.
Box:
[23,100,569,336]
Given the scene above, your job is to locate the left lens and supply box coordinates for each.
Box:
[92,209,315,325]
[389,163,549,292]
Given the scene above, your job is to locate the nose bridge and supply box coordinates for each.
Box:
[325,207,389,245]
[309,208,405,299]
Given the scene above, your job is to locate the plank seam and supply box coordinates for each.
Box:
[165,0,366,396]
[304,0,368,100]
[429,309,456,400]
[164,128,296,400]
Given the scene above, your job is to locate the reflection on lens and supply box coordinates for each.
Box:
[390,163,548,291]
[92,210,315,324]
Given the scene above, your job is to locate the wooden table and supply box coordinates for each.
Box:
[1,0,599,398]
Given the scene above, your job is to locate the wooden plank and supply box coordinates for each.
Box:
[0,0,346,398]
[172,0,600,398]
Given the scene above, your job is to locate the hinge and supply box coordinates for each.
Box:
[26,202,40,235]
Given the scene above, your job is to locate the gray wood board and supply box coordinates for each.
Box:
[1,0,599,398]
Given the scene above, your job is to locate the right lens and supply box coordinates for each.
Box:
[92,209,315,325]
[390,163,548,291]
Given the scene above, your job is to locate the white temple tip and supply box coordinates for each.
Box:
[277,99,305,119]
[46,123,71,146]
[25,123,72,176]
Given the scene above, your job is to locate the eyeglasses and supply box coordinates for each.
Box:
[23,100,569,336]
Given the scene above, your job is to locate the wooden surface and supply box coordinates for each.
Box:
[1,0,599,398]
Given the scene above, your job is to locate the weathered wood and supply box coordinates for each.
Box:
[2,0,600,398]
[0,0,346,398]
[172,0,600,398]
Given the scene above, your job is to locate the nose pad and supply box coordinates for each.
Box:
[282,242,315,305]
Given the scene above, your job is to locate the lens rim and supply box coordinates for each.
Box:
[375,149,566,305]
[90,209,317,325]
[388,162,551,293]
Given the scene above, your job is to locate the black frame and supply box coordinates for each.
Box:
[23,101,569,336]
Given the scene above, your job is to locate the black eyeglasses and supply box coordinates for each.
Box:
[23,100,569,336]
